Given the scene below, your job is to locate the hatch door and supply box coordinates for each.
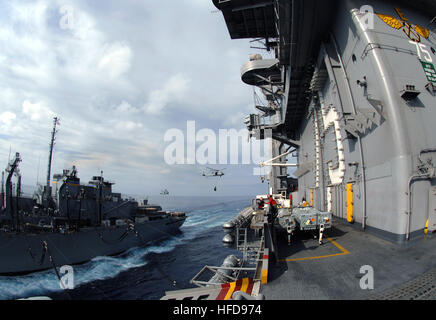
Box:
[428,186,436,232]
[346,183,354,223]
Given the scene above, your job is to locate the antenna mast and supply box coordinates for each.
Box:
[45,117,59,202]
[1,171,4,209]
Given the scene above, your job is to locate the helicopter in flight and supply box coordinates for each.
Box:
[201,167,226,192]
[201,167,225,177]
[160,189,169,195]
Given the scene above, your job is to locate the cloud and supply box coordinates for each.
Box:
[98,42,132,79]
[0,111,16,125]
[66,152,111,170]
[143,73,191,115]
[114,120,143,131]
[22,100,54,121]
[115,101,138,114]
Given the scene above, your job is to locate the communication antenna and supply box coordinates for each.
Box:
[36,154,41,185]
[260,150,298,167]
[45,117,60,202]
[1,171,4,208]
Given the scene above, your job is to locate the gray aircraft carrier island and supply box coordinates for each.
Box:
[161,0,436,300]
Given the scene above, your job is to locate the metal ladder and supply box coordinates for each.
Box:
[236,228,263,265]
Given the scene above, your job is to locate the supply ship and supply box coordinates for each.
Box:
[0,119,185,275]
[162,0,436,300]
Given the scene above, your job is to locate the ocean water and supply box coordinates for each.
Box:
[0,196,251,300]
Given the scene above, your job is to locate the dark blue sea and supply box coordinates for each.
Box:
[0,196,251,300]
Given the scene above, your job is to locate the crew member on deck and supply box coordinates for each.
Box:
[265,194,278,223]
[257,197,265,209]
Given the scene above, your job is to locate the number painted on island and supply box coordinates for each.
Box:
[409,40,433,63]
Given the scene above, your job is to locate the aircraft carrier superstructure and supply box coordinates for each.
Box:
[216,0,436,242]
[162,0,436,300]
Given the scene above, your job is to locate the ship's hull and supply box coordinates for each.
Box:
[0,217,185,275]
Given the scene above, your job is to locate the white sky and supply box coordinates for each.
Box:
[0,0,274,196]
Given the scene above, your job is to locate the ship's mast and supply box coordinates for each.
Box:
[45,117,59,204]
[97,170,103,225]
[1,171,4,209]
[15,173,21,232]
[5,153,21,230]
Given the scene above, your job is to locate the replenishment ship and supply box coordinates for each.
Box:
[0,119,185,275]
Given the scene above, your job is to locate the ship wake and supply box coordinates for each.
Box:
[0,200,246,300]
